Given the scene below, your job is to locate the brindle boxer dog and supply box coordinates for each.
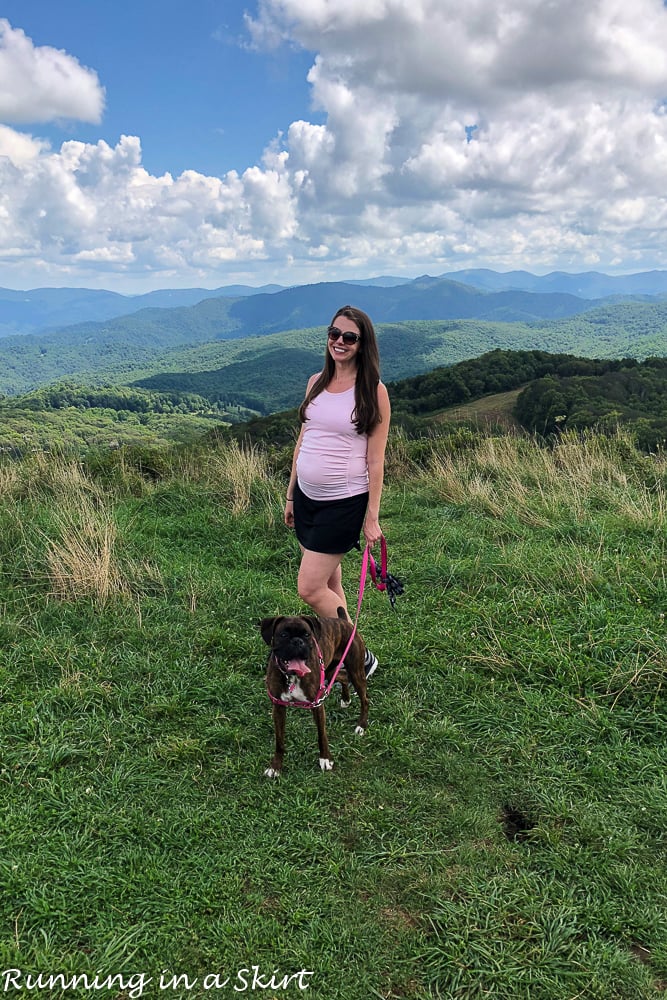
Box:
[258,607,369,778]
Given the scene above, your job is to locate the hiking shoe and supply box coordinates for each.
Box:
[364,649,379,679]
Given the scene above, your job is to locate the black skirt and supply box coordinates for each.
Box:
[293,482,369,554]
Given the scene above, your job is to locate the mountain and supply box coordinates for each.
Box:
[132,301,667,415]
[0,283,284,337]
[0,275,666,401]
[439,268,667,298]
[220,276,607,335]
[4,268,667,338]
[0,287,131,336]
[37,274,595,351]
[0,275,616,397]
[341,275,412,287]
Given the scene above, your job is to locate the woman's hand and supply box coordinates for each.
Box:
[363,514,382,547]
[284,499,295,527]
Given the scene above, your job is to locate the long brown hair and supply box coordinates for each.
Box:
[298,305,382,435]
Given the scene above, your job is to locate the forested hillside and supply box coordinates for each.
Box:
[391,351,667,449]
[515,357,667,448]
[388,350,624,416]
[134,304,667,417]
[0,383,254,454]
[0,290,666,400]
[224,350,667,452]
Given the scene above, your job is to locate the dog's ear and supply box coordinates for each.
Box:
[257,617,284,646]
[336,606,347,621]
[301,615,322,639]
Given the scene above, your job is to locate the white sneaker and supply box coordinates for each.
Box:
[364,650,379,679]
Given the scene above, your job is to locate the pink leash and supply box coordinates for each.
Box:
[267,538,386,710]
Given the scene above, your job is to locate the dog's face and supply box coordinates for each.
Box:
[258,615,321,677]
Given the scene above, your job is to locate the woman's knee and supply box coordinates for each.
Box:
[297,552,344,610]
[297,577,316,605]
[296,567,322,605]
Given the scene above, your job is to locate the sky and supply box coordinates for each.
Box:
[2,0,667,293]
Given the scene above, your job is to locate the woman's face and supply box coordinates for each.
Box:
[327,315,362,366]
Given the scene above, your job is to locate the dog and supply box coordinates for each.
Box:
[257,608,369,778]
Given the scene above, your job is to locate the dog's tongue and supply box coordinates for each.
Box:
[285,659,310,677]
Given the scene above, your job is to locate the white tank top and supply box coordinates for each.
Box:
[297,387,369,500]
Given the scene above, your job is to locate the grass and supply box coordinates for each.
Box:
[432,388,524,431]
[0,430,666,999]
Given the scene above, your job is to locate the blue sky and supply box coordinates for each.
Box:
[2,1,667,292]
[1,0,320,177]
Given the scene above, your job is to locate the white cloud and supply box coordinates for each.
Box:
[0,19,104,124]
[0,132,299,282]
[243,0,667,277]
[0,123,47,165]
[4,2,667,289]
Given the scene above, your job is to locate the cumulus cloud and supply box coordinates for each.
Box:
[0,132,299,282]
[245,0,667,276]
[0,19,104,124]
[4,2,667,288]
[0,123,48,165]
[248,0,667,99]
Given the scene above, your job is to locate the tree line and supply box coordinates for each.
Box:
[514,357,667,449]
[389,350,633,416]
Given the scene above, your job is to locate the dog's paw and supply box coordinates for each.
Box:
[319,757,334,771]
[354,725,366,736]
[340,697,351,709]
[264,767,281,779]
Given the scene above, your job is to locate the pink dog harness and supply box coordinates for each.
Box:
[266,542,378,710]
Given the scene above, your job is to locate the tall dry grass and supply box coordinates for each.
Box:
[42,496,128,604]
[0,452,157,604]
[0,450,108,506]
[422,428,666,528]
[196,439,277,518]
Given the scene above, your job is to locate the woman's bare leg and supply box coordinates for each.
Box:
[297,547,350,619]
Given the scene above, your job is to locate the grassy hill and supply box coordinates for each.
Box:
[431,387,525,430]
[0,428,665,997]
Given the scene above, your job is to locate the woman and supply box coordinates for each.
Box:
[285,305,391,677]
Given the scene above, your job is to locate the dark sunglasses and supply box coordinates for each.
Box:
[327,326,361,345]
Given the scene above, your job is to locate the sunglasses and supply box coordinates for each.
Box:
[327,326,361,345]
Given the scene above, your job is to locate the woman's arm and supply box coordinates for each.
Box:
[363,382,391,546]
[285,424,305,527]
[285,373,318,527]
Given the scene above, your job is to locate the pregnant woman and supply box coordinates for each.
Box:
[284,304,391,677]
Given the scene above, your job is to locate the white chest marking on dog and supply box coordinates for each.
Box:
[280,679,309,703]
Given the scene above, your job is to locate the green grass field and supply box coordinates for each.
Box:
[0,431,666,999]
